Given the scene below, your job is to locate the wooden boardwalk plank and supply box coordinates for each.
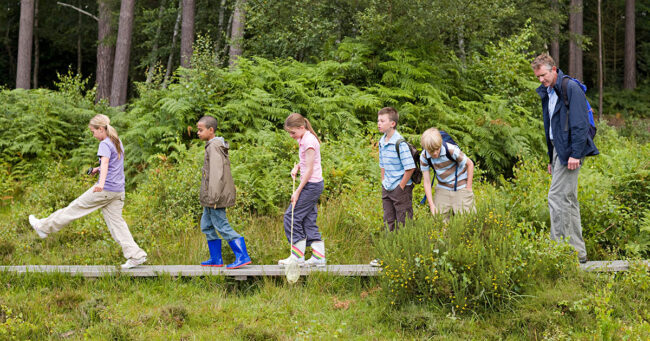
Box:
[0,264,379,280]
[0,261,647,279]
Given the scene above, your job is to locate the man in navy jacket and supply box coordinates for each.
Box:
[531,54,599,264]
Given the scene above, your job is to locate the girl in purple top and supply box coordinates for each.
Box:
[278,113,326,267]
[28,114,147,269]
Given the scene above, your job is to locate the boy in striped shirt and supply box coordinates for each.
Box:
[420,128,475,221]
[377,107,416,232]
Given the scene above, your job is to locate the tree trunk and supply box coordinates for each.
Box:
[180,0,195,68]
[16,0,34,89]
[228,0,246,67]
[597,0,603,120]
[96,0,114,102]
[77,0,82,75]
[568,0,583,80]
[32,0,38,88]
[214,0,227,62]
[623,0,636,89]
[457,30,466,64]
[146,0,167,84]
[163,0,182,88]
[4,18,17,79]
[550,0,560,65]
[110,0,136,107]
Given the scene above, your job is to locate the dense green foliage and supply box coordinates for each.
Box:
[1,8,649,337]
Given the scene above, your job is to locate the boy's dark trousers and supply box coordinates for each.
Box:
[382,184,414,232]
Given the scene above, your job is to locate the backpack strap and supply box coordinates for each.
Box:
[426,143,459,191]
[561,76,571,132]
[395,138,405,159]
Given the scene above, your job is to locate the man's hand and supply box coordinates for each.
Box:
[567,157,581,170]
[548,164,552,175]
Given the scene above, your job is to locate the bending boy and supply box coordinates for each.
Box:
[420,128,475,221]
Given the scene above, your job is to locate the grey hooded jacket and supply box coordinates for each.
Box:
[200,137,236,208]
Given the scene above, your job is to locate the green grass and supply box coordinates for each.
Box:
[1,269,648,339]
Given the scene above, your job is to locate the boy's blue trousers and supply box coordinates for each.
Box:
[200,207,241,242]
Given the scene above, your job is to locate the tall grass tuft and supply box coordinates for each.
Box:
[376,201,577,312]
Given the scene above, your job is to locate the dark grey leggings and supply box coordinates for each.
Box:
[283,180,324,245]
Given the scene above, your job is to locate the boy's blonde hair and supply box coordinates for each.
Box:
[421,128,442,155]
[378,107,399,126]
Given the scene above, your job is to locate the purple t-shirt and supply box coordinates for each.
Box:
[97,138,125,192]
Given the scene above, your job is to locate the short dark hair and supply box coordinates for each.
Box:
[198,115,218,131]
[378,107,399,125]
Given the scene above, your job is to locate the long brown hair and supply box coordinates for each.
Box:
[284,113,321,143]
[89,114,123,159]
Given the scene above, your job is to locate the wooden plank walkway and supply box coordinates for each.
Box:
[0,264,378,280]
[0,261,647,280]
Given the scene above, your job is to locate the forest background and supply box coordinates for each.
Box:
[0,0,649,339]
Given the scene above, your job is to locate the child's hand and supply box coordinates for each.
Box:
[91,167,100,175]
[93,185,104,192]
[291,190,301,206]
[429,204,437,216]
[291,168,298,180]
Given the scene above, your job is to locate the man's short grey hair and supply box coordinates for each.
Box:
[531,54,556,71]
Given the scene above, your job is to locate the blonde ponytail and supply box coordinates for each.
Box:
[89,114,123,159]
[284,113,321,144]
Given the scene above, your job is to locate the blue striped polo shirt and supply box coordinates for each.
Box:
[420,143,469,191]
[379,131,416,190]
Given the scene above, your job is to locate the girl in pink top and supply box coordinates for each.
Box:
[278,113,326,267]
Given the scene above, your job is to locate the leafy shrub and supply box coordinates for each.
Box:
[376,202,576,312]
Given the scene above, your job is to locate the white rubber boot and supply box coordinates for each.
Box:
[278,239,306,267]
[305,241,326,267]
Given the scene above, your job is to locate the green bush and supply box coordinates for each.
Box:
[376,202,577,312]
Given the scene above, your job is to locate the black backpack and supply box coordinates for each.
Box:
[395,139,422,184]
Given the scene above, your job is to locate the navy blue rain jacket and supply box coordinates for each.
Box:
[535,69,599,166]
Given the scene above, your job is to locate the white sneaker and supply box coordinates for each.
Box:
[121,257,146,269]
[305,256,326,267]
[29,215,47,239]
[369,259,382,267]
[278,255,305,268]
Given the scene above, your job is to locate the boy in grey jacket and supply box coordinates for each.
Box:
[196,116,251,269]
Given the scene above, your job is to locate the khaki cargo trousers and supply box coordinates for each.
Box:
[35,187,147,261]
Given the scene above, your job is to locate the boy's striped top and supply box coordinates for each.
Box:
[379,131,416,191]
[420,143,469,191]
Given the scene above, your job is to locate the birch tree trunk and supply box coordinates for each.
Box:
[163,0,182,88]
[32,0,38,88]
[597,0,603,120]
[16,0,34,89]
[215,0,227,62]
[623,0,636,89]
[77,0,82,75]
[96,0,114,102]
[228,0,246,67]
[550,0,560,65]
[180,0,195,68]
[146,0,167,84]
[110,0,136,107]
[568,0,583,80]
